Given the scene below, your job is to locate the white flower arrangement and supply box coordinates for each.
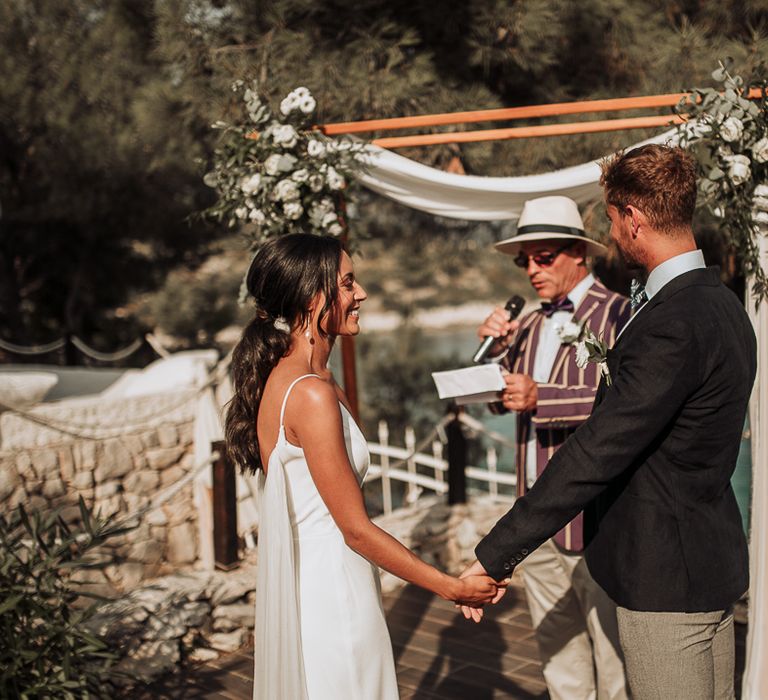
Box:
[676,60,768,303]
[203,81,363,247]
[556,320,583,345]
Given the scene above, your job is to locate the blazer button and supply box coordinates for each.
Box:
[521,549,528,556]
[503,562,512,571]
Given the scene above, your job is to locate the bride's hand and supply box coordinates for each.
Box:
[453,574,505,606]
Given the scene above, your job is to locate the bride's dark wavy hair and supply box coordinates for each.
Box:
[226,233,343,474]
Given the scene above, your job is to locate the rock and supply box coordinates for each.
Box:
[163,500,192,526]
[75,440,97,471]
[123,434,145,457]
[212,616,238,633]
[111,562,146,591]
[124,469,160,496]
[95,439,133,481]
[213,603,254,629]
[157,424,178,448]
[129,539,164,565]
[28,495,47,511]
[146,446,185,470]
[189,647,219,662]
[209,574,255,606]
[454,517,479,550]
[31,449,58,478]
[157,572,211,601]
[15,451,35,479]
[42,477,66,499]
[167,522,197,564]
[7,486,27,510]
[116,640,180,682]
[207,629,247,653]
[181,600,210,627]
[146,507,168,526]
[143,610,188,641]
[94,480,120,499]
[0,467,21,501]
[159,465,184,487]
[72,470,94,490]
[58,447,75,481]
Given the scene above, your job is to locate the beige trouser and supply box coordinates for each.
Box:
[617,606,735,700]
[520,538,629,700]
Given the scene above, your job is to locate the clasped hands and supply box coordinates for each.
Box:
[456,560,510,623]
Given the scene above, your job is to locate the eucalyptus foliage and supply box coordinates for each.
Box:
[0,499,134,698]
[676,61,768,304]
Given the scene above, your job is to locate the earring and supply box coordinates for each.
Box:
[305,329,315,345]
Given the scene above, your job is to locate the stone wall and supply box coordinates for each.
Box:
[0,419,199,594]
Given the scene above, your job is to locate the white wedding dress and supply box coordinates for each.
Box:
[253,374,399,699]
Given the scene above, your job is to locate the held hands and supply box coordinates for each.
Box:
[457,560,510,623]
[477,307,521,356]
[500,371,538,412]
[452,574,504,607]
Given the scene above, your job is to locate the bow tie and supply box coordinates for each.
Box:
[540,297,575,317]
[630,279,648,310]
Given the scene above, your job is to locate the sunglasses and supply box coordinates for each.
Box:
[514,241,575,269]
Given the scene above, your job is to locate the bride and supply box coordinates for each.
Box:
[226,233,503,699]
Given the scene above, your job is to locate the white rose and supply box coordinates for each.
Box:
[283,201,304,220]
[308,174,324,192]
[720,116,744,143]
[240,173,262,195]
[557,321,582,345]
[235,206,248,220]
[681,119,712,142]
[292,87,311,99]
[274,178,300,201]
[724,154,751,186]
[291,168,309,183]
[574,341,589,369]
[272,124,298,148]
[307,139,326,158]
[264,154,283,176]
[328,223,343,236]
[280,94,299,116]
[326,166,345,190]
[298,94,316,114]
[751,137,768,164]
[249,209,266,224]
[321,212,338,227]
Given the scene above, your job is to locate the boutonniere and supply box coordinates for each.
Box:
[574,325,612,385]
[556,320,583,345]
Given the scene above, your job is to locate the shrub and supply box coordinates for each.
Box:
[0,499,134,698]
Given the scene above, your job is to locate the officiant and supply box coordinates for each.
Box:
[476,195,631,700]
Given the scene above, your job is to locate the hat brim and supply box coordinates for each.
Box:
[495,232,607,257]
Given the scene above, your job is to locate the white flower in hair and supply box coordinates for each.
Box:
[284,201,303,220]
[752,137,768,164]
[240,173,262,195]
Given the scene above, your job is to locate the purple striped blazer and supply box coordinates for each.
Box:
[494,278,631,551]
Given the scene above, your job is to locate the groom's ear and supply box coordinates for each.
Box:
[624,204,645,238]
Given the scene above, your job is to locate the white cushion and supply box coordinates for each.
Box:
[0,372,58,410]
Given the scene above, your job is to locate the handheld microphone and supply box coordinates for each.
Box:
[472,294,526,364]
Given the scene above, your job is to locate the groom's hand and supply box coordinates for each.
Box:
[457,560,509,623]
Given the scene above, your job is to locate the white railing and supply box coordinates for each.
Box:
[365,417,517,516]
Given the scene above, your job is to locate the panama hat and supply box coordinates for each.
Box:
[495,195,607,257]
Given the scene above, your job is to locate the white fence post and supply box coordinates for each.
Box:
[432,440,444,490]
[378,420,392,515]
[405,426,417,504]
[487,446,498,500]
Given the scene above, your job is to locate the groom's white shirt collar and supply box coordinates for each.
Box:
[616,249,705,341]
[644,249,706,300]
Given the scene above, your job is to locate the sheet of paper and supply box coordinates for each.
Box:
[431,364,506,405]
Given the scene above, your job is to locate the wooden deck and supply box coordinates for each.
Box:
[137,577,548,699]
[137,578,747,699]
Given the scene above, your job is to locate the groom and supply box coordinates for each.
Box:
[463,144,756,699]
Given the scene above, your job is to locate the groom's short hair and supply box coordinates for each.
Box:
[599,144,697,233]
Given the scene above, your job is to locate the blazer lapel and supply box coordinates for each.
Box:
[549,281,608,382]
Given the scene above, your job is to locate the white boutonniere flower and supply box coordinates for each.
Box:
[557,320,582,344]
[574,326,612,386]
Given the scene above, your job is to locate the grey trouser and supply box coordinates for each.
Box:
[520,539,629,700]
[617,606,735,700]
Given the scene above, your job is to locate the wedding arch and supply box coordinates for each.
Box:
[206,76,767,698]
[332,88,768,700]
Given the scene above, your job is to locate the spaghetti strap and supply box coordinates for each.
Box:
[279,373,321,428]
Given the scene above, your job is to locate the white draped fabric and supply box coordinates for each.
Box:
[744,216,768,699]
[356,129,678,221]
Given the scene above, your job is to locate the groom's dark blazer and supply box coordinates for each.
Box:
[476,266,757,612]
